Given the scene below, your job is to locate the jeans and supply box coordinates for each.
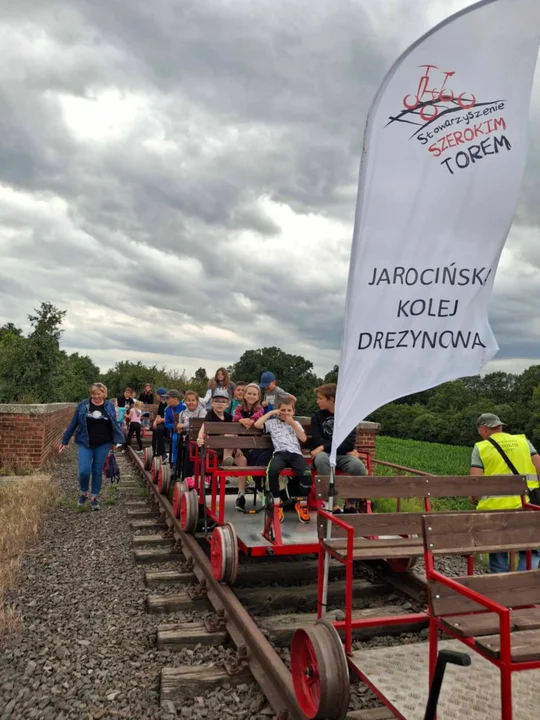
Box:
[78,443,112,497]
[489,551,540,573]
[267,451,311,499]
[313,451,366,476]
[152,424,167,457]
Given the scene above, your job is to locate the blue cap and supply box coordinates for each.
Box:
[259,371,275,388]
[156,387,168,397]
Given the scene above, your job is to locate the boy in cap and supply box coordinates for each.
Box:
[260,372,296,411]
[165,390,186,466]
[197,389,245,468]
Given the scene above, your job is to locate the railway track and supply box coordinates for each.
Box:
[119,447,431,720]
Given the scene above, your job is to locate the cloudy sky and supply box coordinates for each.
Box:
[0,0,539,380]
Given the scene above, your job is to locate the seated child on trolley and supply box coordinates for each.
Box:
[232,382,266,511]
[254,396,312,523]
[197,388,246,468]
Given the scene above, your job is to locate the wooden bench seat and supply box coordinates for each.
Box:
[423,511,540,719]
[441,607,540,638]
[475,628,540,662]
[322,536,422,561]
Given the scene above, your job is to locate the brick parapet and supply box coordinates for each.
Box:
[355,421,381,474]
[0,403,76,470]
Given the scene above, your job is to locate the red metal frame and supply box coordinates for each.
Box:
[195,437,322,557]
[423,504,540,720]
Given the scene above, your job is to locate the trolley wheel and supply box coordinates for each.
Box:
[386,557,417,572]
[180,488,199,534]
[210,523,239,585]
[151,456,161,483]
[172,481,187,518]
[158,463,171,495]
[142,447,152,471]
[291,620,349,720]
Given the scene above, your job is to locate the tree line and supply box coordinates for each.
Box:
[1,303,539,448]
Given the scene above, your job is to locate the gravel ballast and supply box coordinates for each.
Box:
[0,449,266,720]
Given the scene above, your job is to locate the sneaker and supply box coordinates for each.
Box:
[90,498,101,511]
[136,449,143,455]
[295,502,310,524]
[277,504,284,523]
[235,494,246,511]
[343,504,359,514]
[221,456,234,468]
[77,494,88,507]
[161,455,168,463]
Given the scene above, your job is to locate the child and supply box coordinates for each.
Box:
[197,389,245,471]
[254,397,311,523]
[176,391,206,479]
[232,383,266,510]
[124,400,144,453]
[165,390,186,467]
[227,382,246,416]
[311,383,366,513]
[259,372,297,411]
[177,391,207,433]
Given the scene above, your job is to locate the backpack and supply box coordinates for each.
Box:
[103,452,120,484]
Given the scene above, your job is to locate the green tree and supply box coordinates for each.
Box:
[323,365,339,384]
[230,347,320,413]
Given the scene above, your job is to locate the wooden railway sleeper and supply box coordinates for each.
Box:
[224,645,249,675]
[205,608,227,633]
[179,557,194,573]
[188,578,208,600]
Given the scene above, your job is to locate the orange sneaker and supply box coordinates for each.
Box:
[295,501,310,524]
[277,504,284,523]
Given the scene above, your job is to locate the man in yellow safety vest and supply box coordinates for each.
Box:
[470,412,540,573]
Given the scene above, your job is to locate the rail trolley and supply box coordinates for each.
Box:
[143,417,379,585]
[289,473,540,720]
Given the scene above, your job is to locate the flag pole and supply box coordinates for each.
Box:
[319,463,336,616]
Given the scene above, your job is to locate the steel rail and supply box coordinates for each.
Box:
[127,448,304,720]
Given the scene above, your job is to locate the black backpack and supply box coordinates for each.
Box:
[104,452,120,484]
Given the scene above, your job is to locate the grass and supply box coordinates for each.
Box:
[104,483,120,506]
[137,486,150,501]
[0,475,60,637]
[0,455,35,477]
[372,435,474,513]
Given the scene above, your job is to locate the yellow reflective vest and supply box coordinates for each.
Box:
[475,432,539,511]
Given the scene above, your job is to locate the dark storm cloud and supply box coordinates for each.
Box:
[0,0,539,376]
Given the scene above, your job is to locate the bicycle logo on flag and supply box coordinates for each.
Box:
[402,65,476,121]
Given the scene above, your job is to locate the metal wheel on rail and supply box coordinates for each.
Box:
[386,557,417,572]
[210,523,239,585]
[291,620,350,720]
[151,456,161,483]
[158,463,171,495]
[142,447,152,471]
[180,488,199,534]
[172,480,188,518]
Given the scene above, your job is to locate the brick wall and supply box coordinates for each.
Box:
[355,421,381,473]
[0,403,76,470]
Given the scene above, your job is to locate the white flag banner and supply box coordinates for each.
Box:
[331,0,540,465]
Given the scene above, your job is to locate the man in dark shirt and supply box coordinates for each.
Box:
[152,387,168,460]
[139,384,154,404]
[311,383,366,479]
